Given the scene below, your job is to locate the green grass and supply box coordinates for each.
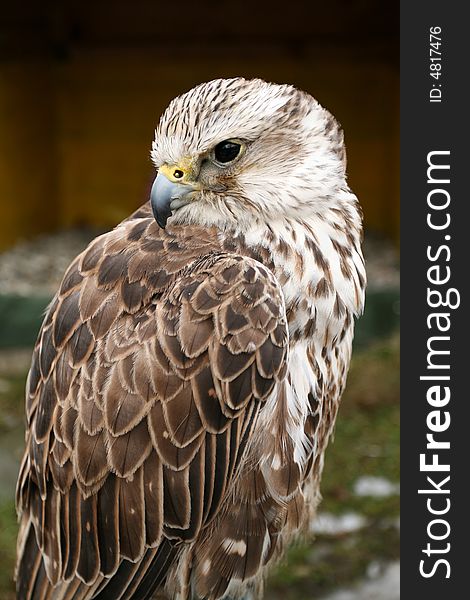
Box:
[267,524,400,599]
[0,373,27,432]
[0,370,26,597]
[0,501,16,598]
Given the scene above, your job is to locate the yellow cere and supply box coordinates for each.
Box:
[159,158,197,184]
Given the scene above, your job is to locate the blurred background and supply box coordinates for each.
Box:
[0,2,399,598]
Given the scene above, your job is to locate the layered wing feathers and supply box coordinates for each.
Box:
[16,215,288,599]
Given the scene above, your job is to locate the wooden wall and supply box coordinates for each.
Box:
[0,1,399,250]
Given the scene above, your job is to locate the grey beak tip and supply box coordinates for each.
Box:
[151,197,171,229]
[156,213,168,229]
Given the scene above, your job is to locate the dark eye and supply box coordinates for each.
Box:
[214,140,241,164]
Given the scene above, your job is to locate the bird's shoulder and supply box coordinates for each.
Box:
[16,209,290,592]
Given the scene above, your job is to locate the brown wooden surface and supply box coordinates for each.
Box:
[0,2,399,250]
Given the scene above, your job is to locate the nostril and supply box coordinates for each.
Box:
[173,169,184,179]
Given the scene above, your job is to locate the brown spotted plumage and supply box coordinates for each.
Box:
[16,78,365,600]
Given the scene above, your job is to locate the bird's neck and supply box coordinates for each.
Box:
[235,203,365,347]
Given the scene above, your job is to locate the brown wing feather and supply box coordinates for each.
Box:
[15,214,288,599]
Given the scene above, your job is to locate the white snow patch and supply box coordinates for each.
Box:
[317,561,400,600]
[310,512,367,535]
[353,476,400,498]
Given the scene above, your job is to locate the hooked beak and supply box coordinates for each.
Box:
[150,168,197,228]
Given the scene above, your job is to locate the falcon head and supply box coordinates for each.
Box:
[150,77,347,229]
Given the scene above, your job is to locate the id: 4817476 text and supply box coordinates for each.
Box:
[429,26,443,103]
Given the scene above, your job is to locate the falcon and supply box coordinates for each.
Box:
[15,77,366,600]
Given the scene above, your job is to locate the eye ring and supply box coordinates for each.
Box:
[213,139,244,165]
